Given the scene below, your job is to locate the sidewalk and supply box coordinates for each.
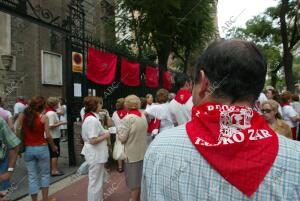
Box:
[17,169,130,201]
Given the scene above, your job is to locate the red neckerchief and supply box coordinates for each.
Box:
[281,102,289,107]
[117,109,127,119]
[174,89,192,104]
[17,99,27,105]
[45,107,55,114]
[83,112,96,122]
[127,109,142,117]
[186,102,278,197]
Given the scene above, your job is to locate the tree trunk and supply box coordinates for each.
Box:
[183,47,191,73]
[280,0,295,92]
[157,43,171,86]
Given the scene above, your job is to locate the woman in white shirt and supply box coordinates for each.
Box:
[111,98,127,172]
[145,89,174,134]
[281,92,300,140]
[81,96,110,201]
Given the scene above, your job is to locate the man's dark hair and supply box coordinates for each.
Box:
[195,39,267,103]
[175,73,192,90]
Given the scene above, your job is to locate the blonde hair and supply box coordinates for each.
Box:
[46,97,60,108]
[116,98,125,110]
[124,95,141,110]
[261,100,282,119]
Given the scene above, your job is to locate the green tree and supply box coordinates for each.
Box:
[227,0,299,92]
[114,0,215,78]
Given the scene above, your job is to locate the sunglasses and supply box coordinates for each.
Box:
[261,109,272,114]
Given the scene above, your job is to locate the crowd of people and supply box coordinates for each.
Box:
[0,39,300,201]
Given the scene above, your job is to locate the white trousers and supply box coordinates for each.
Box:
[88,163,105,201]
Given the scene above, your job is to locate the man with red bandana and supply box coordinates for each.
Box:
[169,73,193,126]
[141,39,300,200]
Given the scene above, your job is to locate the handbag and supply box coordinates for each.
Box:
[147,118,161,136]
[113,138,126,160]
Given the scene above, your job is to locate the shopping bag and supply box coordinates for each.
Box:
[113,138,126,160]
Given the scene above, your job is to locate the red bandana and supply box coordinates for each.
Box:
[83,112,96,122]
[117,109,127,119]
[281,102,289,107]
[127,109,142,117]
[175,89,192,104]
[17,100,27,105]
[186,102,278,196]
[45,107,55,114]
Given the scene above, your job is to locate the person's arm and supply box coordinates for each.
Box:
[7,116,14,132]
[85,119,109,145]
[48,113,66,128]
[291,114,300,122]
[118,117,132,143]
[89,133,110,145]
[288,107,300,122]
[0,120,20,182]
[43,115,58,152]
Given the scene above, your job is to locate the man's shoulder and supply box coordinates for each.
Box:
[147,125,195,154]
[277,135,300,160]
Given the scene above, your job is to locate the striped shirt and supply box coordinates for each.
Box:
[141,125,300,201]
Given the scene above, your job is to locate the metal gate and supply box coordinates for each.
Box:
[0,0,159,166]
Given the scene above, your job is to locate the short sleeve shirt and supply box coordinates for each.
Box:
[0,118,20,153]
[146,103,174,131]
[46,111,61,139]
[282,105,298,128]
[14,102,26,115]
[81,113,108,164]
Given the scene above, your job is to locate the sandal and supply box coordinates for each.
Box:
[51,171,64,177]
[117,167,124,173]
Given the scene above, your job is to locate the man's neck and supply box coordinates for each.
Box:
[180,87,189,90]
[202,97,253,108]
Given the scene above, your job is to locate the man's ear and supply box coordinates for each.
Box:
[198,70,209,98]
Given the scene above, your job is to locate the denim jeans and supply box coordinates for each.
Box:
[24,145,50,194]
[0,154,10,191]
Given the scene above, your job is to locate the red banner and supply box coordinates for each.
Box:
[145,66,159,88]
[121,58,140,86]
[87,48,117,85]
[163,71,172,90]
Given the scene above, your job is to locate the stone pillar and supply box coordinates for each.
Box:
[0,12,11,70]
[73,122,85,164]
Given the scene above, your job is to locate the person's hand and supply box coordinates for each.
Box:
[59,121,67,125]
[0,172,13,182]
[51,145,59,153]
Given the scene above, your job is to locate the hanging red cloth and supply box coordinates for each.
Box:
[121,58,140,86]
[163,71,172,90]
[145,66,159,88]
[87,48,117,85]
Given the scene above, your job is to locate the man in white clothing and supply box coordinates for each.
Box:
[13,96,27,120]
[169,73,193,126]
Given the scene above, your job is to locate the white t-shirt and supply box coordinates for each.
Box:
[169,97,193,126]
[282,105,298,128]
[146,103,174,132]
[254,93,268,113]
[46,111,61,139]
[112,111,123,129]
[14,102,26,115]
[80,107,85,121]
[58,105,67,129]
[81,113,108,164]
[291,102,300,114]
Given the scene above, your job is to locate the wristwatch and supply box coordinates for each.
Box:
[7,168,14,172]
